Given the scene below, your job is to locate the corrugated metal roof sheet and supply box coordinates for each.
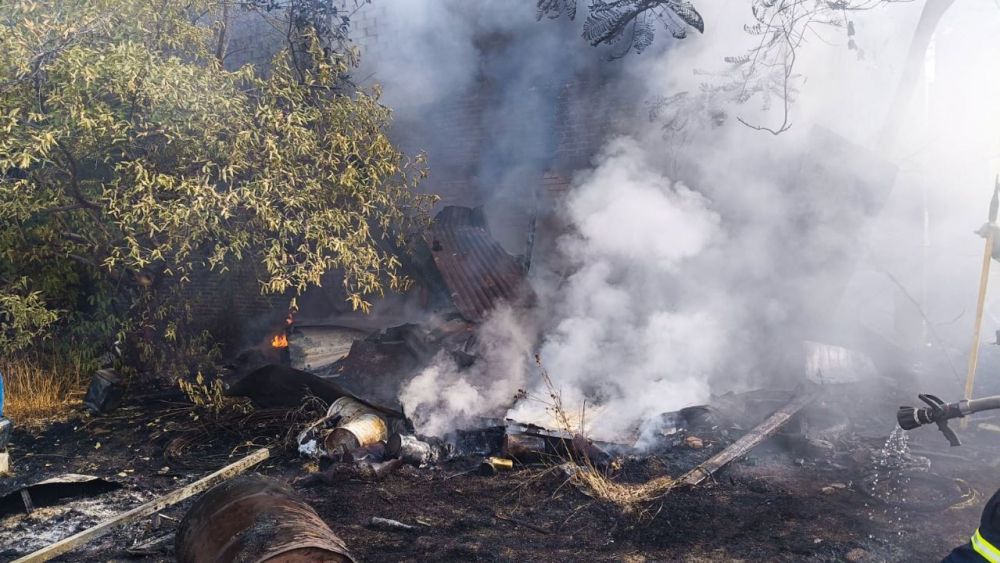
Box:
[428,206,530,322]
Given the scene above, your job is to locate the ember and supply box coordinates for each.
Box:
[271,333,289,349]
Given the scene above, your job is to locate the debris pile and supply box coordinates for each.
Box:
[1,202,945,561]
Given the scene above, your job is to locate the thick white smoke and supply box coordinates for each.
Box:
[400,306,535,437]
[370,1,1000,439]
[507,137,722,441]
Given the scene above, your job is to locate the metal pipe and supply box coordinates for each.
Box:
[967,395,1000,414]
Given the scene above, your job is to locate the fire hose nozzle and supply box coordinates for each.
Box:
[896,405,930,430]
[898,393,1000,445]
[897,394,962,446]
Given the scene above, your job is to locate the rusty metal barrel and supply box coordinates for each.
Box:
[325,413,388,452]
[176,474,356,563]
[326,396,377,423]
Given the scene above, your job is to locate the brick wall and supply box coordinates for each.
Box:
[182,261,293,352]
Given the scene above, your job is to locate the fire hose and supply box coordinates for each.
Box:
[898,394,1000,446]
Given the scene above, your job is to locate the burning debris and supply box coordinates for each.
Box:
[270,333,289,349]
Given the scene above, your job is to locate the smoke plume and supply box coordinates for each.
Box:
[507,137,722,441]
[399,306,535,437]
[360,1,1000,440]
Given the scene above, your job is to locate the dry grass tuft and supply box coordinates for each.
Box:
[1,354,88,426]
[533,355,676,511]
[569,468,676,509]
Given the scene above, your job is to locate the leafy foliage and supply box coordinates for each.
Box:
[240,0,362,72]
[178,370,249,418]
[0,279,61,354]
[537,0,578,20]
[0,0,433,361]
[540,0,704,57]
[544,0,906,133]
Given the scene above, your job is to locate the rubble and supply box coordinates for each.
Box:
[427,206,533,323]
[288,325,368,373]
[501,433,547,464]
[340,442,387,464]
[678,389,822,487]
[0,474,121,518]
[386,433,445,467]
[11,448,271,562]
[299,459,403,486]
[296,395,404,462]
[684,436,704,449]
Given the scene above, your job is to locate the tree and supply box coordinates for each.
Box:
[653,0,916,135]
[0,0,433,362]
[538,0,704,57]
[543,0,927,135]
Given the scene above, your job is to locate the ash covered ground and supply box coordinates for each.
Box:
[4,376,999,562]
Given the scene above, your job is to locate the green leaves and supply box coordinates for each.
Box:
[0,1,434,357]
[0,279,60,354]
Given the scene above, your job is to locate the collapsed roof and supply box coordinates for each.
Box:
[426,206,533,323]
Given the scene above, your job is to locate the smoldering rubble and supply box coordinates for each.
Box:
[9,0,1000,561]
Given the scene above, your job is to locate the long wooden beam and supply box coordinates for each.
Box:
[678,390,821,487]
[12,447,271,563]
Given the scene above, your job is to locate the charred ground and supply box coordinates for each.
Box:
[2,379,995,562]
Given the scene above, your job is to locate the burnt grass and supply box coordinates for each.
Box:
[3,385,999,562]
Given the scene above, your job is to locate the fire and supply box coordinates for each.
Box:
[271,333,289,348]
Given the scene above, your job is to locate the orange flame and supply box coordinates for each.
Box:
[271,333,289,348]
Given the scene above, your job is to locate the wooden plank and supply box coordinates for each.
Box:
[962,180,999,429]
[963,232,994,429]
[678,390,821,487]
[12,447,271,563]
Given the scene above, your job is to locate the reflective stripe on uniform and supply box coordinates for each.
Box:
[972,528,1000,562]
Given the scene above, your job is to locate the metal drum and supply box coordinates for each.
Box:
[326,396,377,424]
[324,413,387,452]
[175,474,356,563]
